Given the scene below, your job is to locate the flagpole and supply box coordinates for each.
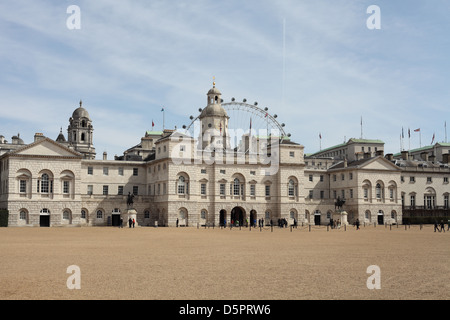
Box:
[445,121,447,143]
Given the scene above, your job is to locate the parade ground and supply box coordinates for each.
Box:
[0,224,449,300]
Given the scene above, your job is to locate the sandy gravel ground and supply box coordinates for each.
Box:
[0,224,448,300]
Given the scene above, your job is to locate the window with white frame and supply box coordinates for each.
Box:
[288,179,295,197]
[201,183,206,195]
[178,176,186,194]
[19,180,26,193]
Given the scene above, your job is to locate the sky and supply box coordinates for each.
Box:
[1,0,449,159]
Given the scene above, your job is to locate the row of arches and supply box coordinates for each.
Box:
[175,207,300,227]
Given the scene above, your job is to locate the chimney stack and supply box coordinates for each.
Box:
[401,150,409,161]
[34,133,45,142]
[103,151,107,160]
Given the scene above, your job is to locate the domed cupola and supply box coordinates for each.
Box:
[67,100,96,159]
[198,81,231,151]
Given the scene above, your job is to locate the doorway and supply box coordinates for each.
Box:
[231,207,245,226]
[314,214,321,226]
[40,215,50,227]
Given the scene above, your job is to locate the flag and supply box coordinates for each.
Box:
[152,120,154,128]
[402,127,404,139]
[431,133,435,145]
[414,128,420,132]
[249,117,252,131]
[265,112,268,118]
[319,133,322,139]
[161,107,164,112]
[408,128,411,138]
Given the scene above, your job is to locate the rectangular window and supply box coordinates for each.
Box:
[103,185,109,195]
[333,190,337,199]
[87,167,93,175]
[341,190,345,199]
[410,195,416,207]
[444,177,449,183]
[220,169,226,174]
[349,173,353,180]
[389,189,394,199]
[309,190,313,198]
[309,175,313,182]
[201,183,206,195]
[320,190,324,199]
[444,195,449,209]
[201,169,207,174]
[133,186,139,195]
[350,189,353,198]
[133,168,139,176]
[250,184,256,196]
[320,175,324,182]
[118,186,124,195]
[265,185,271,197]
[220,184,225,195]
[118,167,124,176]
[289,151,295,157]
[103,167,109,176]
[87,185,93,195]
[427,177,432,183]
[19,180,26,193]
[63,181,69,194]
[410,176,415,182]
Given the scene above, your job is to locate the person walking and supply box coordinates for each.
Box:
[440,220,445,233]
[434,221,440,232]
[120,217,123,228]
[128,218,132,228]
[132,218,135,228]
[355,218,360,230]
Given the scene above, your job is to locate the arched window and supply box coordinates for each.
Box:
[288,179,295,197]
[19,210,27,220]
[96,210,103,219]
[41,174,49,193]
[81,133,85,141]
[63,210,71,220]
[376,183,382,199]
[201,210,207,220]
[233,178,240,196]
[81,210,87,219]
[178,176,186,194]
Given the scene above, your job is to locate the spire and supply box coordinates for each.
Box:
[80,100,82,107]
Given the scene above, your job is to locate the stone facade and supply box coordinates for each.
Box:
[1,85,449,227]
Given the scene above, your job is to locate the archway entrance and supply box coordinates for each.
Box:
[314,214,321,226]
[250,210,257,227]
[231,207,245,226]
[219,209,227,226]
[40,209,50,227]
[378,212,384,225]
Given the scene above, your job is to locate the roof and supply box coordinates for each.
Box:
[309,138,384,157]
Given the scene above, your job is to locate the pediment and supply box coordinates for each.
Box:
[359,157,400,171]
[11,138,82,158]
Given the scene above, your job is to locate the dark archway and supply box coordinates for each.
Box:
[250,210,257,227]
[219,209,227,227]
[231,207,245,226]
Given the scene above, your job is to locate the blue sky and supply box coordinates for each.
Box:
[1,0,449,159]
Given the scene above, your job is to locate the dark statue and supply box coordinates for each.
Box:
[334,196,346,211]
[127,192,134,207]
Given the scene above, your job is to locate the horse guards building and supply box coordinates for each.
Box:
[1,83,449,227]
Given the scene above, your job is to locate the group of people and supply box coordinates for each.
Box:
[434,220,448,232]
[329,219,342,229]
[119,217,135,228]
